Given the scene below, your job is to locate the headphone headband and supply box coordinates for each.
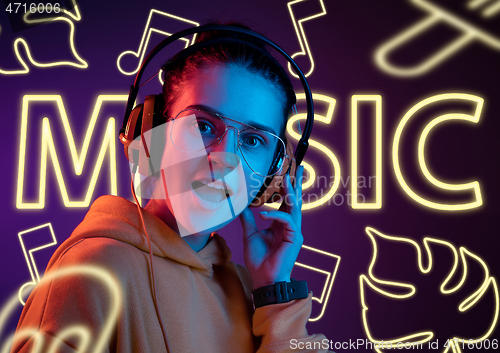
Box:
[120,24,313,165]
[161,36,296,110]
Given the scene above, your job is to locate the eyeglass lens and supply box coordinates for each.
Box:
[170,110,285,177]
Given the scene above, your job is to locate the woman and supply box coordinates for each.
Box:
[10,24,330,353]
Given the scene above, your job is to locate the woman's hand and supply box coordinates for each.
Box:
[239,166,304,290]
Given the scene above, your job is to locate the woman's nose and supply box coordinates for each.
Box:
[209,127,240,170]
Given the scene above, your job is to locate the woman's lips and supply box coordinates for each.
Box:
[191,180,231,203]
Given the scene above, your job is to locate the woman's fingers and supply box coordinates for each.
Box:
[240,207,258,241]
[259,210,297,232]
[281,172,302,220]
[260,210,303,244]
[278,173,292,212]
[295,166,304,208]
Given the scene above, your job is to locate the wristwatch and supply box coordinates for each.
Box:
[252,279,309,308]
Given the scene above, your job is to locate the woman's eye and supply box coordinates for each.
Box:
[242,135,265,148]
[194,120,214,134]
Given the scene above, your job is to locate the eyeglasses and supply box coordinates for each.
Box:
[166,109,287,177]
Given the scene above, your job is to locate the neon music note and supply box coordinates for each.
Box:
[117,9,199,81]
[291,244,340,321]
[286,0,327,78]
[17,223,57,305]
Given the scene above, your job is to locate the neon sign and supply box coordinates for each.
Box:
[16,92,484,211]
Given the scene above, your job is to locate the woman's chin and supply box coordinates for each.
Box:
[169,188,238,237]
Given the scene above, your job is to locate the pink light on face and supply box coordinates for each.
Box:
[129,65,283,235]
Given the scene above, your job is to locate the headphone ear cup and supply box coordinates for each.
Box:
[119,94,164,168]
[249,142,297,207]
[119,104,144,164]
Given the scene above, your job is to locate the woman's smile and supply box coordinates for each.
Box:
[191,179,233,202]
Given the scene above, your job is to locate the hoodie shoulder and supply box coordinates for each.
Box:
[34,236,151,308]
[58,237,145,272]
[61,236,135,260]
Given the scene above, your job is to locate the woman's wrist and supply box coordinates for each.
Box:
[253,276,291,290]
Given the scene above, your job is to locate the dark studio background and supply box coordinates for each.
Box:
[1,0,499,351]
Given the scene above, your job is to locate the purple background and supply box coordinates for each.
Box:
[1,0,499,351]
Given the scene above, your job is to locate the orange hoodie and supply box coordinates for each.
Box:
[11,195,331,353]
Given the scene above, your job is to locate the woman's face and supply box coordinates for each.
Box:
[156,64,285,236]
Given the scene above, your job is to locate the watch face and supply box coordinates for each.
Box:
[412,0,500,45]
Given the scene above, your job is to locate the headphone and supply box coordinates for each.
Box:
[119,24,314,207]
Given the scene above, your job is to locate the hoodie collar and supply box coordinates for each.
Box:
[69,195,232,273]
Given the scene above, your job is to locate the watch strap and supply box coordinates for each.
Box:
[252,279,309,308]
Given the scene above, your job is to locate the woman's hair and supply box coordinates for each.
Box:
[161,22,296,138]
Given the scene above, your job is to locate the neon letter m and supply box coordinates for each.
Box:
[17,95,128,209]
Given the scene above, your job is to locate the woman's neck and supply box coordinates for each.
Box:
[143,199,211,252]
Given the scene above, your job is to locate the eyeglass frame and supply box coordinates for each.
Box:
[165,108,288,177]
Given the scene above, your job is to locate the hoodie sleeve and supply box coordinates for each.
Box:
[252,294,333,353]
[233,263,332,353]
